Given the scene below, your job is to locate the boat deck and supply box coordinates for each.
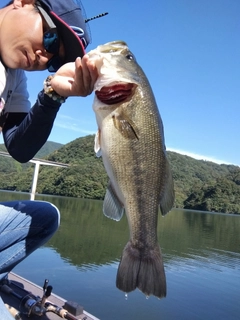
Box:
[0,273,99,320]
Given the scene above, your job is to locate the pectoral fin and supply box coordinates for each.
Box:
[103,182,124,221]
[112,109,139,140]
[94,130,102,157]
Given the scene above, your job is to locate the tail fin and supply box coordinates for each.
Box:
[116,241,166,298]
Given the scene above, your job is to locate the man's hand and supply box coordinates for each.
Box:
[51,54,99,97]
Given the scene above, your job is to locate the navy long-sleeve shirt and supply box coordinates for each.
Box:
[3,90,61,163]
[0,62,61,163]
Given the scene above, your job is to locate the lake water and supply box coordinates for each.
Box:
[0,191,240,320]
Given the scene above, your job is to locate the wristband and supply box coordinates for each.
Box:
[43,75,67,104]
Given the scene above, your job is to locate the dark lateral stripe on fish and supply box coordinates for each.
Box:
[96,83,135,105]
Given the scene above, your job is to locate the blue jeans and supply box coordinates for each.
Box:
[0,200,60,319]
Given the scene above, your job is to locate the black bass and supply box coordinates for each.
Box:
[88,41,174,298]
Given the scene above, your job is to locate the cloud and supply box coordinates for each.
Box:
[55,115,96,135]
[167,147,232,165]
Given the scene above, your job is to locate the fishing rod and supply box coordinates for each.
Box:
[85,12,108,23]
[1,279,86,320]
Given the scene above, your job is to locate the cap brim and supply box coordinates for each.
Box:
[49,11,85,64]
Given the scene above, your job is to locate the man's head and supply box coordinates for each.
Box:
[36,0,90,71]
[0,0,90,71]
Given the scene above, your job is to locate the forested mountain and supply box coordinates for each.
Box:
[34,141,63,159]
[0,135,239,214]
[168,152,240,213]
[0,140,63,174]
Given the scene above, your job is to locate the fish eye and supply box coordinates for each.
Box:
[126,53,134,61]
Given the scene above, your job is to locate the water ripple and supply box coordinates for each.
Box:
[165,248,240,273]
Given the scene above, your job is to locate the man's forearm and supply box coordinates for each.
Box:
[3,91,61,163]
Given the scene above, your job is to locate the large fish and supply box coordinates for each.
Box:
[88,41,174,298]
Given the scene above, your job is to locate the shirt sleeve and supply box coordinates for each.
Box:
[3,89,61,163]
[3,69,31,113]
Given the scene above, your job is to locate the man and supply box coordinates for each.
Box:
[0,1,99,318]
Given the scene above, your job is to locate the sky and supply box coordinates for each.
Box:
[1,0,239,165]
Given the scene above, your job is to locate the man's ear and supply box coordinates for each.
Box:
[13,0,35,9]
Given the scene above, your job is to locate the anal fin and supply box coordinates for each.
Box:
[159,159,175,216]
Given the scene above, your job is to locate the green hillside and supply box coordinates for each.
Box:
[0,140,63,180]
[34,141,63,159]
[0,135,239,214]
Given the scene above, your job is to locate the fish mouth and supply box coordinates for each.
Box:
[96,83,135,105]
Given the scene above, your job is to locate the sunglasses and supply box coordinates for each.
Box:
[36,5,62,72]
